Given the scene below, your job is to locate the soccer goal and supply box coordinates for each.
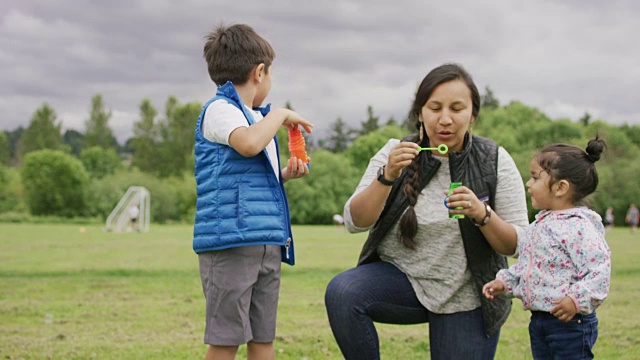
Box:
[104,186,150,233]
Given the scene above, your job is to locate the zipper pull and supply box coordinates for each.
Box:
[285,238,291,259]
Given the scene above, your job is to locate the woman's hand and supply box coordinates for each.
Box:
[443,185,486,222]
[384,142,420,181]
[444,183,519,256]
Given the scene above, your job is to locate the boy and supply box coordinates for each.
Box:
[193,24,313,360]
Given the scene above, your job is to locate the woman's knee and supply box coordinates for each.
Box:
[325,270,363,309]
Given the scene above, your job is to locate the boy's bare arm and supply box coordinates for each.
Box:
[229,108,313,157]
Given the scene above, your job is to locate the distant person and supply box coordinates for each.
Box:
[332,214,344,228]
[324,63,529,359]
[483,138,611,360]
[626,203,639,232]
[192,24,313,360]
[604,206,614,232]
[129,204,139,232]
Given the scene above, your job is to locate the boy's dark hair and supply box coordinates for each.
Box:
[534,137,606,203]
[399,63,480,249]
[203,24,275,86]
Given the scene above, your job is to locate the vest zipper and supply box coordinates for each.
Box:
[285,237,291,259]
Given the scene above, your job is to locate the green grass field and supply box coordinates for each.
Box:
[1,224,639,359]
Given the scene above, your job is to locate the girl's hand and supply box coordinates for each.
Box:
[443,186,486,223]
[482,280,505,300]
[281,156,310,182]
[551,297,578,322]
[384,142,420,181]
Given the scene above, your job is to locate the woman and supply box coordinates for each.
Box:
[324,63,529,359]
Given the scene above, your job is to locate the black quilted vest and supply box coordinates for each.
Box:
[357,133,510,338]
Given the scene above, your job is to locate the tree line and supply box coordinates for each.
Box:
[1,88,639,226]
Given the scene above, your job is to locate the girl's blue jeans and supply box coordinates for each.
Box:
[529,311,598,360]
[324,261,499,360]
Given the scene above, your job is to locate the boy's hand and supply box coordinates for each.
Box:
[281,156,310,183]
[551,297,578,322]
[482,280,505,300]
[278,108,313,134]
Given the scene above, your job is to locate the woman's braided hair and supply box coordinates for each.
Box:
[397,64,481,249]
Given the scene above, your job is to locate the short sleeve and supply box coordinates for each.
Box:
[343,139,398,233]
[202,99,250,144]
[496,147,529,256]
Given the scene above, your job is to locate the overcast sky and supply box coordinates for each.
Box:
[1,0,638,143]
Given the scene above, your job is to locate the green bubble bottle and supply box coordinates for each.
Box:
[448,182,465,219]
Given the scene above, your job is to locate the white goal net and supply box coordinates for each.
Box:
[104,186,150,233]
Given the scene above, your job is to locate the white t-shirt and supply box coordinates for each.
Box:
[203,99,280,180]
[129,205,139,220]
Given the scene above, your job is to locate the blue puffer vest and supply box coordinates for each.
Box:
[192,81,295,265]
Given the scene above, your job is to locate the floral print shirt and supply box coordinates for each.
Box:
[496,207,611,314]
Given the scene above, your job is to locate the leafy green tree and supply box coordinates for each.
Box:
[164,96,179,120]
[620,124,640,148]
[530,119,583,149]
[63,129,85,156]
[84,94,118,149]
[326,117,352,153]
[0,132,9,165]
[80,146,122,179]
[285,150,361,224]
[0,165,23,213]
[475,101,553,152]
[346,124,407,171]
[586,120,639,160]
[5,126,25,165]
[122,137,135,154]
[21,150,89,217]
[481,86,500,109]
[21,103,63,156]
[401,116,417,132]
[131,99,160,173]
[157,98,200,177]
[579,112,592,127]
[0,164,12,212]
[359,105,380,135]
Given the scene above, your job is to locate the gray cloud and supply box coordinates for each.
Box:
[1,0,638,143]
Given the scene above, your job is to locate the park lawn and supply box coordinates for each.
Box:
[0,224,639,359]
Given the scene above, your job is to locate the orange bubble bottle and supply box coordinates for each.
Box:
[288,127,310,167]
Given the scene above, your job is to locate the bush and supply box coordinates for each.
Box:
[0,211,102,224]
[285,150,361,224]
[345,125,408,172]
[21,150,89,217]
[80,146,123,179]
[0,165,25,213]
[85,169,196,223]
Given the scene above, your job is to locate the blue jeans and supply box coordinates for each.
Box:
[324,261,499,360]
[529,311,598,360]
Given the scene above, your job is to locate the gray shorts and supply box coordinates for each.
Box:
[199,245,281,346]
